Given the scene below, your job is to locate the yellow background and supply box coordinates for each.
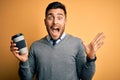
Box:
[0,0,120,80]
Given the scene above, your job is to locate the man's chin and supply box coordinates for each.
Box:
[50,33,60,39]
[51,37,59,40]
[51,35,60,40]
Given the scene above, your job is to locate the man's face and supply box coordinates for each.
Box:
[45,8,66,40]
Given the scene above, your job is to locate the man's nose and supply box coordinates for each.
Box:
[53,18,58,24]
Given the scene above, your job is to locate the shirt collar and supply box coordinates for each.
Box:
[46,33,66,43]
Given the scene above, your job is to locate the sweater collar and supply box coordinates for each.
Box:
[46,33,66,45]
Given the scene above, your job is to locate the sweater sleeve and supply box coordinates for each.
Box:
[76,40,95,80]
[19,45,36,80]
[80,61,95,80]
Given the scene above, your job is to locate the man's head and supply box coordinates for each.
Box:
[45,2,67,17]
[44,2,67,40]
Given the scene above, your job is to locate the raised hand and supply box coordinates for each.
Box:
[10,41,28,62]
[83,32,105,59]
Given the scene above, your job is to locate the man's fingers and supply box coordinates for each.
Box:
[93,33,105,45]
[10,41,19,53]
[93,32,105,43]
[11,47,18,51]
[94,40,104,51]
[10,41,16,46]
[92,32,105,51]
[82,41,87,47]
[92,33,101,43]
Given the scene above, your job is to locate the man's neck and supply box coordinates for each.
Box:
[46,33,66,45]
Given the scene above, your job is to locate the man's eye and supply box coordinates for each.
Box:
[58,17,63,20]
[47,16,53,20]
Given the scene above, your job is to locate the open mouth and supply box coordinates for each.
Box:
[50,26,60,39]
[51,27,60,32]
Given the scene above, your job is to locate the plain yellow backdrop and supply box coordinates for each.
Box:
[0,0,120,80]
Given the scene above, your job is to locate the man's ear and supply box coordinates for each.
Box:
[44,18,46,26]
[65,18,67,25]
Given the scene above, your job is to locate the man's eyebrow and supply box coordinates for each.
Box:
[57,13,64,16]
[47,13,53,16]
[47,13,64,16]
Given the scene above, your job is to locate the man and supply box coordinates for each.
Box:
[10,1,105,80]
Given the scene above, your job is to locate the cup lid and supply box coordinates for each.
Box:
[12,33,23,40]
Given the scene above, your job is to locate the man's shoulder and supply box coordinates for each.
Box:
[66,34,84,50]
[30,36,47,47]
[66,33,82,42]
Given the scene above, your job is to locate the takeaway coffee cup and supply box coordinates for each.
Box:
[11,33,28,55]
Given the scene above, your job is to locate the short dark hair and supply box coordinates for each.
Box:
[45,2,67,17]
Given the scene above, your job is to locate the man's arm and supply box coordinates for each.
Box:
[10,41,35,80]
[19,46,36,80]
[80,58,96,80]
[76,32,105,80]
[76,48,96,80]
[81,32,105,79]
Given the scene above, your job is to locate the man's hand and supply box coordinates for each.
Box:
[10,41,28,62]
[83,32,105,59]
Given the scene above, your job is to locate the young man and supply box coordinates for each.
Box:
[10,1,105,80]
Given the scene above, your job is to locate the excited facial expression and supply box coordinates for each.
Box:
[45,8,66,40]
